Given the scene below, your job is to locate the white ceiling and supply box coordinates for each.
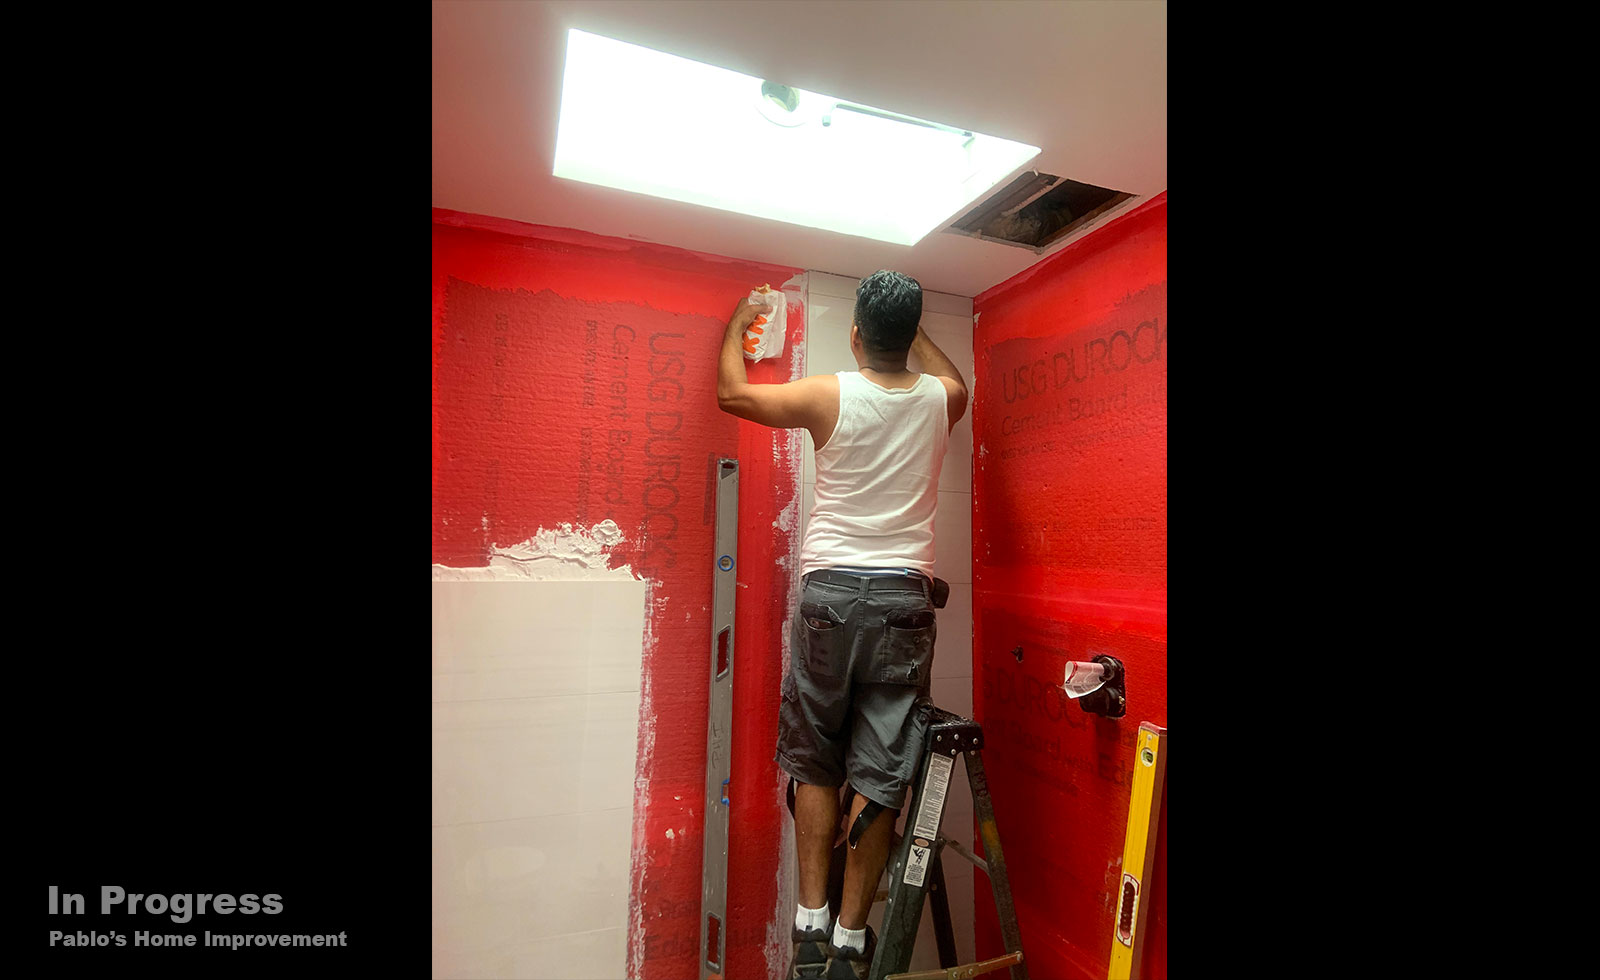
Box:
[432,0,1166,299]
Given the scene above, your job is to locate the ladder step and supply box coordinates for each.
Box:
[940,837,987,875]
[885,951,1024,980]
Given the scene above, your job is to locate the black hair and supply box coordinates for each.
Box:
[852,270,922,354]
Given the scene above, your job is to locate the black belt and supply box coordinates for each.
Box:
[804,567,949,608]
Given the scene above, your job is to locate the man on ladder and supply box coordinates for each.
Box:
[718,271,968,979]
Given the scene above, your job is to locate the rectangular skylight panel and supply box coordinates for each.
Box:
[552,29,1041,246]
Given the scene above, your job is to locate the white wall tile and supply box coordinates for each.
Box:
[808,293,855,333]
[808,271,861,300]
[433,696,587,827]
[807,319,857,377]
[432,581,644,980]
[930,675,966,722]
[807,278,969,338]
[579,691,644,812]
[934,492,972,585]
[431,583,580,701]
[939,682,974,724]
[919,310,975,351]
[922,291,975,318]
[807,269,969,318]
[431,693,642,825]
[432,824,457,955]
[434,926,627,980]
[432,582,647,702]
[932,584,973,680]
[433,808,632,955]
[803,295,850,347]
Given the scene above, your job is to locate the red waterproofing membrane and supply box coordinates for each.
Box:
[433,209,805,979]
[970,194,1167,980]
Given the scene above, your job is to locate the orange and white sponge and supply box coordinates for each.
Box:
[741,284,786,361]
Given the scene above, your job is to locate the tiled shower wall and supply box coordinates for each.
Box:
[800,271,977,970]
[431,580,647,978]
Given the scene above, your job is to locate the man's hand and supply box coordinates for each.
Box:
[910,326,970,431]
[731,296,776,355]
[717,291,839,443]
[730,296,776,335]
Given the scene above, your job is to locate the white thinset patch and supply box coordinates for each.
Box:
[626,578,665,979]
[773,485,800,533]
[431,519,633,581]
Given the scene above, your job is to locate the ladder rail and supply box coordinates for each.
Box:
[965,751,1027,980]
[927,849,958,970]
[868,708,1028,980]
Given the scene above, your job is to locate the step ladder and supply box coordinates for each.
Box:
[824,703,1029,980]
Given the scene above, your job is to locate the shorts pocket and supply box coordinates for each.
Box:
[799,600,846,677]
[876,608,936,685]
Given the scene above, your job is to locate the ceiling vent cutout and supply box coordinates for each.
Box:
[945,171,1135,252]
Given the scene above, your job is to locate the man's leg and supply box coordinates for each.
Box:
[838,791,895,930]
[794,781,840,909]
[790,780,841,978]
[824,790,895,979]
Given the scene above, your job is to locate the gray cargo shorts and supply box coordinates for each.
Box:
[776,567,938,811]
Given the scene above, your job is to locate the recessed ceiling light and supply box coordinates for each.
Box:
[552,29,1041,246]
[757,81,806,127]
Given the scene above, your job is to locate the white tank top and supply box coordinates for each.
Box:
[799,371,950,577]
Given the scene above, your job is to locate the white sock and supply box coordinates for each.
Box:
[832,922,866,951]
[795,902,830,933]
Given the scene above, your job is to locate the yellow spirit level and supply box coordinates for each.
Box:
[1108,722,1166,980]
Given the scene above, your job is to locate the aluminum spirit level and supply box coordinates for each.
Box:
[700,458,738,980]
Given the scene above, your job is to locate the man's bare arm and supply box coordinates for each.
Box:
[716,295,771,409]
[910,327,969,430]
[717,296,838,442]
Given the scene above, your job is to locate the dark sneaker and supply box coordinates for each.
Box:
[824,925,876,980]
[791,924,830,979]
